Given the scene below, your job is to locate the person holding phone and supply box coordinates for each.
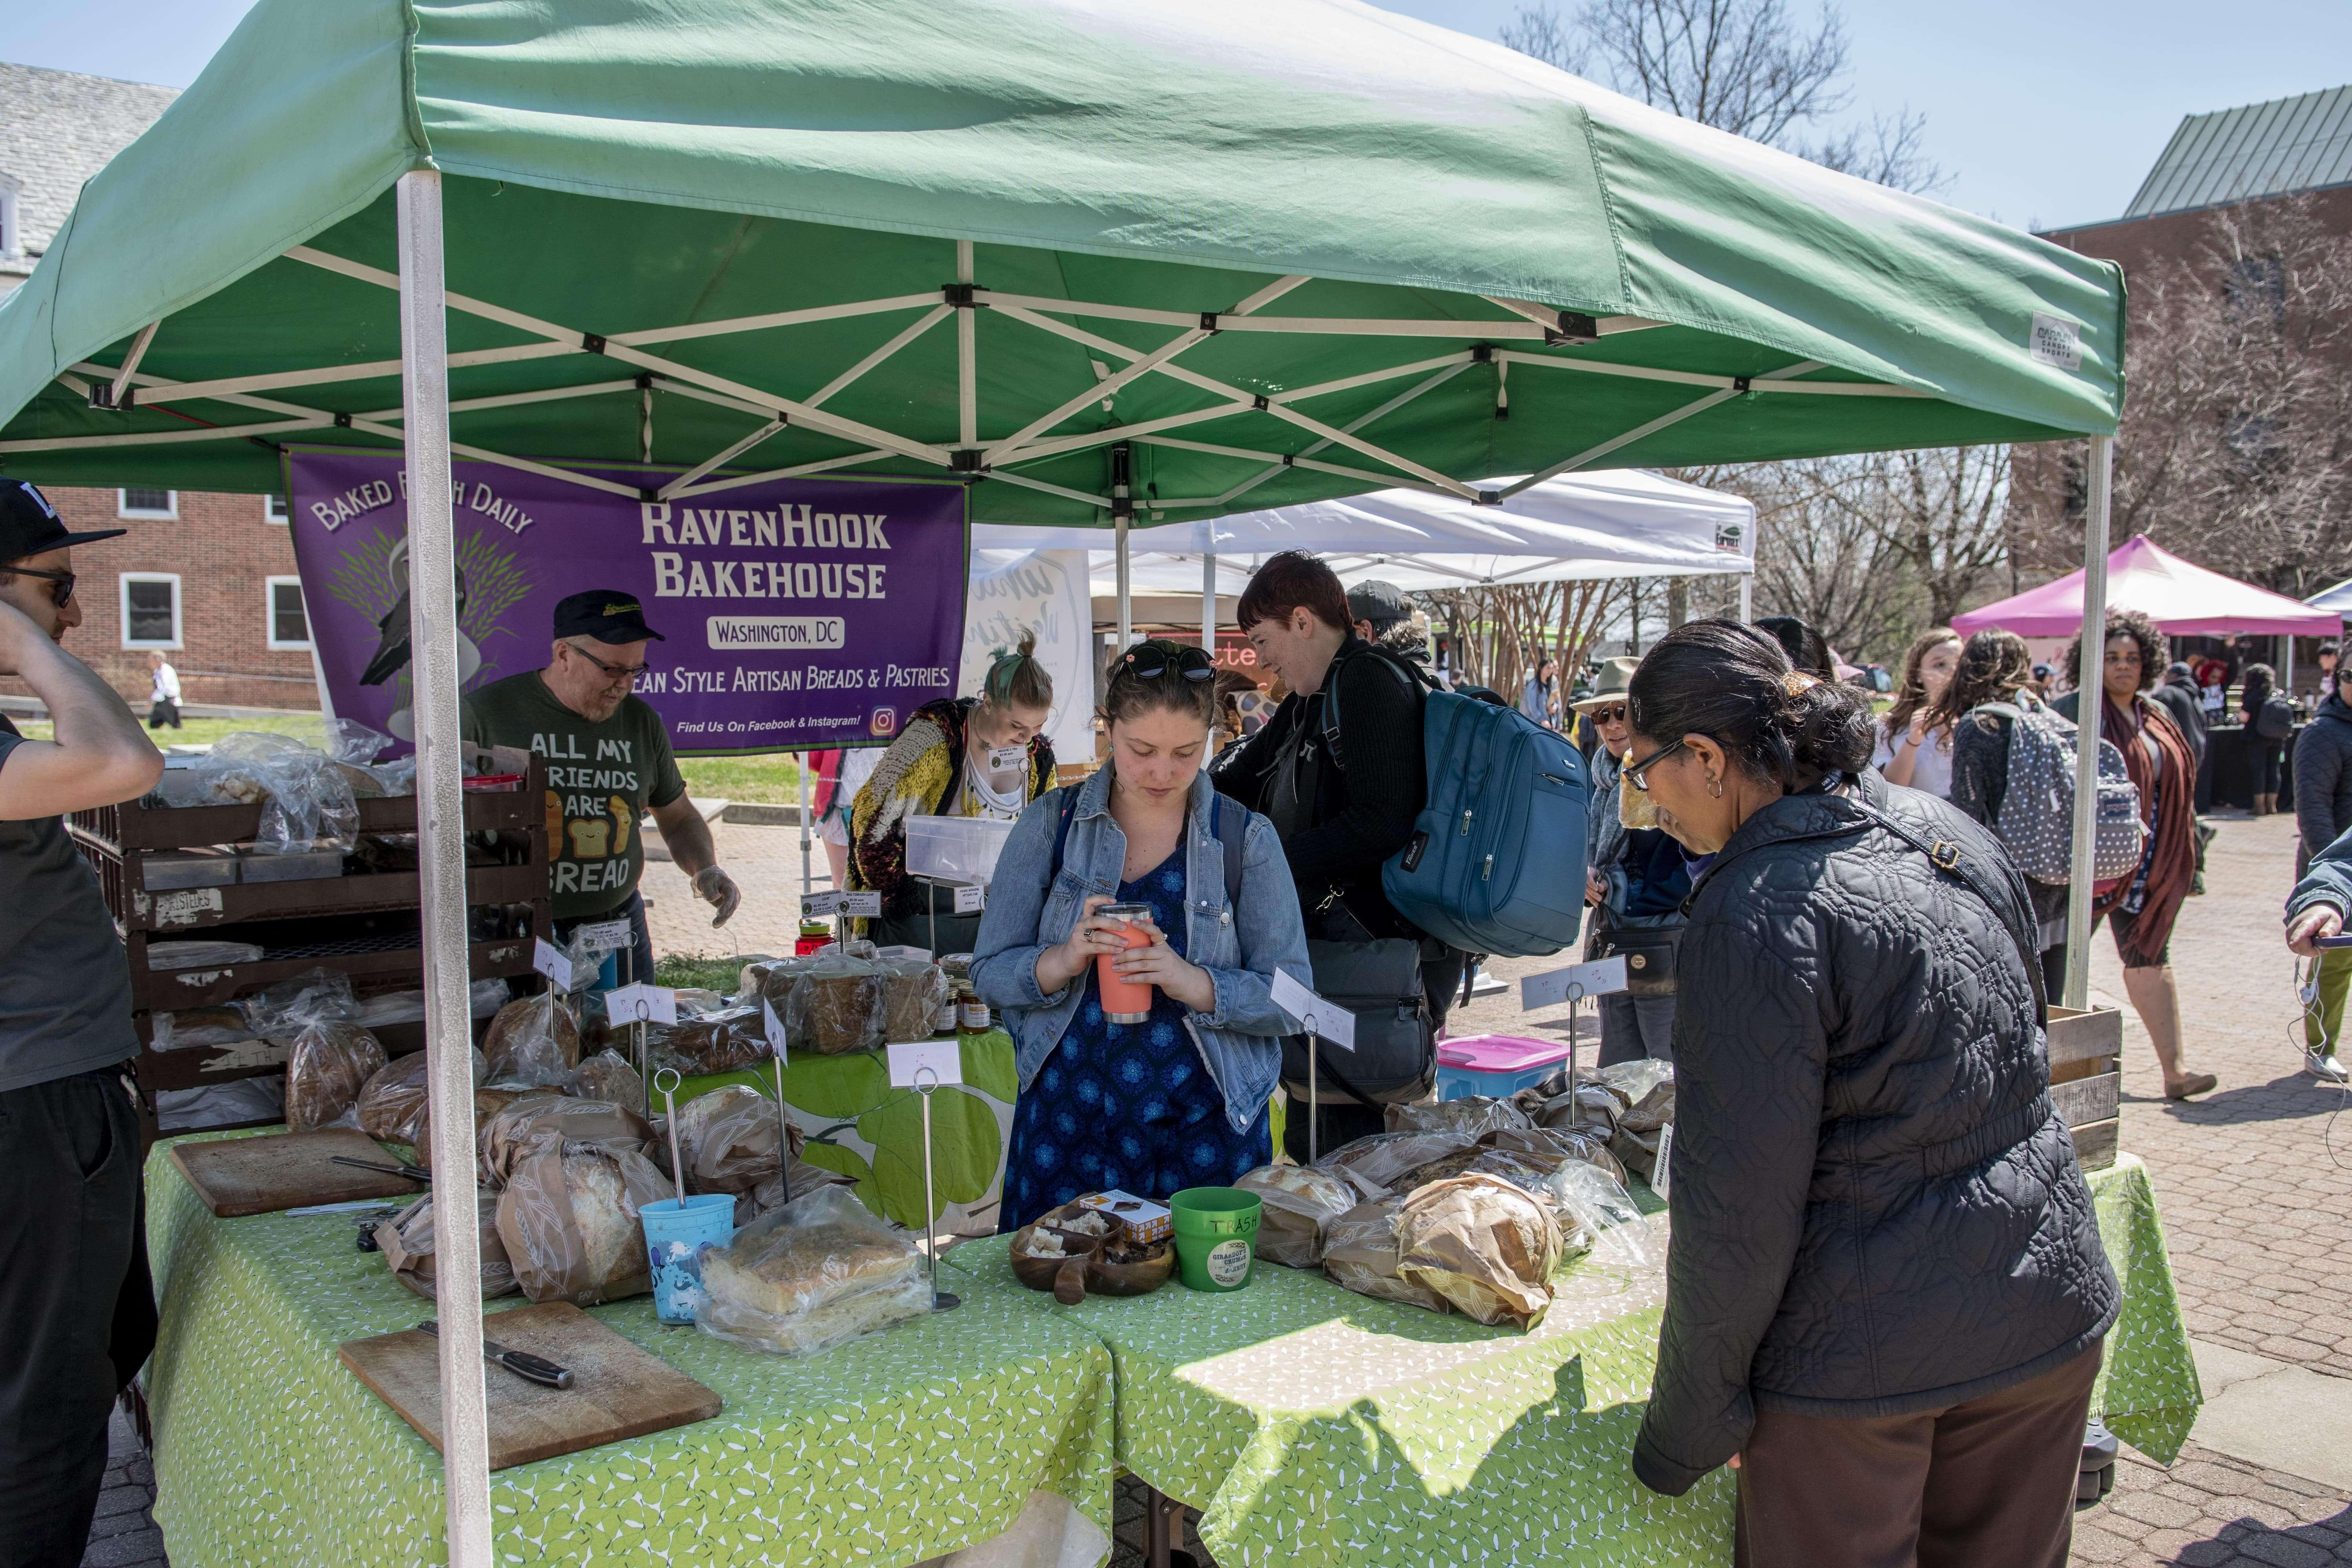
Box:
[971,641,1311,1229]
[2282,823,2352,1083]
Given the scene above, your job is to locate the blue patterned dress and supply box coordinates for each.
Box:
[1000,849,1272,1230]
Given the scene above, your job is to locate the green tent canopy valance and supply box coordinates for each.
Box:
[0,0,2121,524]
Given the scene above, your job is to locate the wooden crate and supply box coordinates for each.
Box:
[2047,1004,2122,1172]
[73,751,554,1147]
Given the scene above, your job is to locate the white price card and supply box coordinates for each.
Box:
[987,745,1028,772]
[802,891,847,918]
[762,998,789,1065]
[1269,969,1356,1051]
[606,983,677,1026]
[887,1037,963,1088]
[532,938,574,991]
[1652,1124,1675,1201]
[573,918,633,954]
[953,884,985,915]
[1519,955,1629,1011]
[842,890,882,918]
[874,945,931,963]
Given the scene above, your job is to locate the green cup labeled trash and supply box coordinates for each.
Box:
[1169,1187,1262,1292]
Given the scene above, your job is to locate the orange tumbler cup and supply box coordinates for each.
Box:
[1096,903,1155,1024]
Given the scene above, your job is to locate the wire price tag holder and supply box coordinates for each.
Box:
[912,1064,961,1311]
[1561,982,1587,1129]
[653,1067,688,1195]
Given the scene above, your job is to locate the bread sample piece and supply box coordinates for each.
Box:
[1321,1198,1453,1314]
[1394,1173,1563,1330]
[482,991,581,1085]
[1235,1163,1359,1268]
[495,1143,675,1305]
[285,1021,388,1133]
[696,1184,929,1354]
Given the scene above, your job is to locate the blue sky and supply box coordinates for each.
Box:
[7,0,2350,232]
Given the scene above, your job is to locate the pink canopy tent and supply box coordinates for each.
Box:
[1953,534,2342,637]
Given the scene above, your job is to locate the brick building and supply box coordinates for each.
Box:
[2,62,319,712]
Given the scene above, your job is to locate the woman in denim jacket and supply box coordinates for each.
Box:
[973,640,1312,1229]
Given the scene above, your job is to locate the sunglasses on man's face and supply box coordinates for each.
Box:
[1121,643,1215,682]
[7,566,74,609]
[1589,704,1629,725]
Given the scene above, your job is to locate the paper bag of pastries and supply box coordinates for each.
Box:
[1394,1172,1563,1330]
[479,1093,653,1187]
[353,1047,488,1146]
[482,990,583,1086]
[496,1142,676,1305]
[376,1193,518,1300]
[1320,1198,1453,1314]
[410,1086,545,1172]
[695,1183,931,1355]
[1235,1163,1359,1268]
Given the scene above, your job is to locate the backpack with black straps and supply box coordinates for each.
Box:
[1323,646,1590,957]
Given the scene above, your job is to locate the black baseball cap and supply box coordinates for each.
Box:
[0,478,126,563]
[1346,579,1411,627]
[554,588,664,643]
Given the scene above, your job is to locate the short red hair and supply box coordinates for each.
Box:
[1236,549,1349,633]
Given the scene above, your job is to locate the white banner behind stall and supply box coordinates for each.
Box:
[960,549,1095,764]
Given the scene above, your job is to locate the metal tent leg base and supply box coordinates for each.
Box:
[1142,1484,1198,1568]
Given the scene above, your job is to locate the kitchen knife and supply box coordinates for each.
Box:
[416,1320,575,1389]
[332,1154,432,1183]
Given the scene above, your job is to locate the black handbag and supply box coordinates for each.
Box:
[1279,935,1436,1107]
[1586,924,1681,997]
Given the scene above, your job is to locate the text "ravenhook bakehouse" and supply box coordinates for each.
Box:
[642,501,895,601]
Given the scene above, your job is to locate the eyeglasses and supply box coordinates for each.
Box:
[1620,736,1687,793]
[566,641,650,686]
[1118,642,1214,682]
[1588,704,1629,725]
[6,566,74,609]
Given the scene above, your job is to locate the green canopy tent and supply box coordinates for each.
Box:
[0,2,2127,1559]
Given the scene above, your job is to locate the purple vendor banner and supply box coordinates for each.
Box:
[286,450,968,754]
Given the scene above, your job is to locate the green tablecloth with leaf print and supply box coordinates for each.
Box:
[943,1152,2196,1568]
[681,1027,1017,1236]
[142,1129,1113,1568]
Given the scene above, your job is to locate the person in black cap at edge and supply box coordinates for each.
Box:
[461,590,739,984]
[0,478,167,1568]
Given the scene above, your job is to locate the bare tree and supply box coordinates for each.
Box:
[2010,196,2352,599]
[1819,446,2011,627]
[1422,579,1620,697]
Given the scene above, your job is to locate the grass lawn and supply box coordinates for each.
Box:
[654,954,759,993]
[11,713,339,747]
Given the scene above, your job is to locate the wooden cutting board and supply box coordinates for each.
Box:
[339,1302,723,1470]
[170,1128,426,1217]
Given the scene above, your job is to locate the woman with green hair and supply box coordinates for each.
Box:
[849,628,1057,953]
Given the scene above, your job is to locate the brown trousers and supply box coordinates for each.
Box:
[1734,1341,2102,1568]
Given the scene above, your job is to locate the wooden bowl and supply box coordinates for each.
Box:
[1009,1224,1100,1305]
[1086,1241,1175,1296]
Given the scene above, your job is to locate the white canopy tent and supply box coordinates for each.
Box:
[974,466,1759,650]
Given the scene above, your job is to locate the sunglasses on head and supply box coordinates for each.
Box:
[1118,642,1214,682]
[6,566,74,609]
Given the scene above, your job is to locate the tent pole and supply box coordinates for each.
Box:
[1117,517,1132,652]
[2063,434,2114,1014]
[799,751,813,894]
[1201,549,1217,658]
[396,168,495,1568]
[1738,574,1752,623]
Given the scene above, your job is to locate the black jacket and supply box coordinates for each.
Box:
[2295,691,2352,866]
[1212,637,1426,938]
[2149,676,2207,766]
[1632,771,2118,1496]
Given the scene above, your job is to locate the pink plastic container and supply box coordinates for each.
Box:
[1435,1033,1572,1100]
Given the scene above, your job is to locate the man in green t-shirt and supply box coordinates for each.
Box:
[461,590,738,981]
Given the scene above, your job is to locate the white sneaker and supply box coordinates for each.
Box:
[2308,1051,2350,1084]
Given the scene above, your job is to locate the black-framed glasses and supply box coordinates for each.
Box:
[1621,736,1686,793]
[565,640,650,686]
[6,566,74,608]
[1119,641,1214,682]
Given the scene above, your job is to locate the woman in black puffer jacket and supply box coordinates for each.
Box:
[1621,621,2117,1568]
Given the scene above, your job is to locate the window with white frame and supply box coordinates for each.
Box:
[117,488,177,519]
[266,577,310,650]
[0,176,18,259]
[263,493,290,524]
[120,573,181,648]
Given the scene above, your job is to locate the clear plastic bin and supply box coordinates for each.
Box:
[144,848,238,889]
[904,815,1017,887]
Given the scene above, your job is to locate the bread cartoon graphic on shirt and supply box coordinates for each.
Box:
[568,817,612,858]
[608,796,635,856]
